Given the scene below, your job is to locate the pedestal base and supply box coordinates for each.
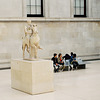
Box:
[11,59,54,95]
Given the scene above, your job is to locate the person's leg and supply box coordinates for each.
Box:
[74,65,76,69]
[70,65,72,71]
[74,62,79,69]
[58,63,64,70]
[53,64,57,72]
[72,62,76,70]
[62,65,66,71]
[62,61,66,71]
[56,65,60,72]
[55,67,59,72]
[54,67,57,72]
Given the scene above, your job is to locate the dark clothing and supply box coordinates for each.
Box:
[70,55,73,64]
[51,57,58,65]
[51,57,59,72]
[63,54,70,60]
[72,57,79,69]
[58,62,64,65]
[70,56,79,70]
[72,61,79,69]
[53,65,60,72]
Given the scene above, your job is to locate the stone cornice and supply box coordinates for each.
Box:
[0,18,100,22]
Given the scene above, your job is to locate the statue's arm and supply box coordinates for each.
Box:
[24,26,28,34]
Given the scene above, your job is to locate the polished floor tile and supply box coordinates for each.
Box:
[0,61,100,100]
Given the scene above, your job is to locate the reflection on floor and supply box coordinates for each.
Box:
[0,61,100,100]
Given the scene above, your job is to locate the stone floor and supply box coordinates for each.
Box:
[0,61,100,100]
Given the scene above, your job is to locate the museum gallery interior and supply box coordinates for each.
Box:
[0,0,100,100]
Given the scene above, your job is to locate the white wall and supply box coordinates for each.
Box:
[0,20,100,59]
[0,0,22,17]
[48,0,70,18]
[45,0,100,18]
[91,0,100,18]
[0,0,100,18]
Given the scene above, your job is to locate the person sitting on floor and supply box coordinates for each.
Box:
[51,53,60,72]
[58,53,65,71]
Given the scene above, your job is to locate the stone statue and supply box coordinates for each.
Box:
[22,20,42,60]
[30,24,42,59]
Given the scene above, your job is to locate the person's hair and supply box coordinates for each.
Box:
[63,54,70,60]
[73,53,76,58]
[54,53,57,57]
[71,52,73,56]
[58,53,62,57]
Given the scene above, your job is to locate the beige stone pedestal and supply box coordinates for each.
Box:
[11,59,54,95]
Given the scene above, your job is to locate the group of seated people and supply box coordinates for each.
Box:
[51,52,79,72]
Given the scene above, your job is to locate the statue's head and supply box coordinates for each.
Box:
[27,19,31,25]
[32,24,38,34]
[33,24,37,27]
